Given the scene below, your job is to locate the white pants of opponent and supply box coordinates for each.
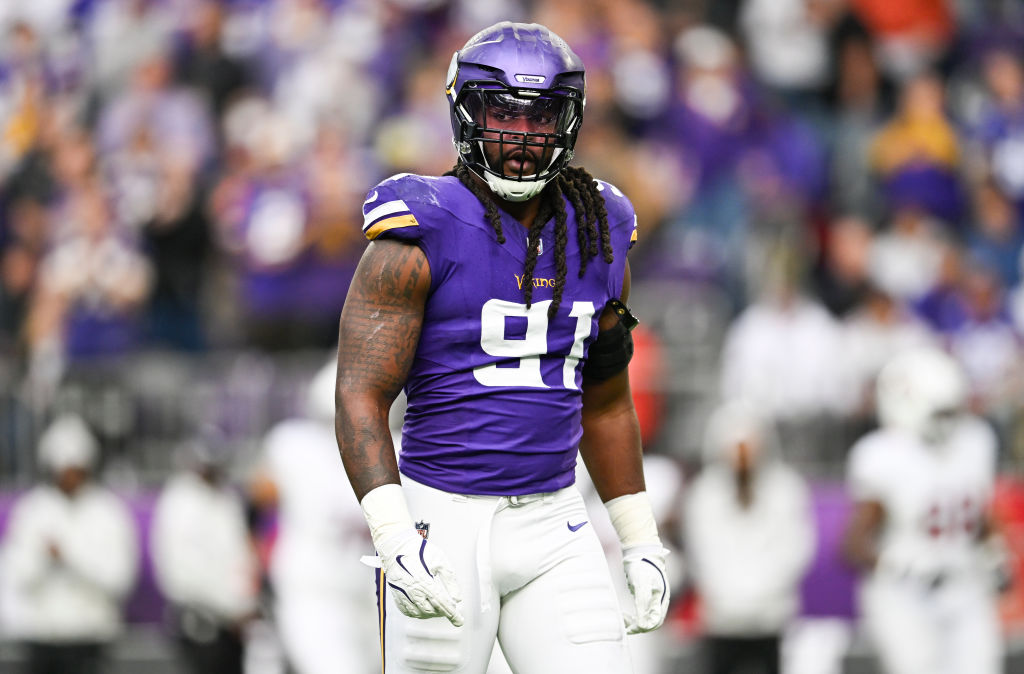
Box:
[859,569,1002,674]
[374,476,632,673]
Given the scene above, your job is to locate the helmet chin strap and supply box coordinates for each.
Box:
[484,172,549,202]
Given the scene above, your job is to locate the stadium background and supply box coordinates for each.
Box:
[1,0,1024,671]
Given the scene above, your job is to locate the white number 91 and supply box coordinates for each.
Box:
[473,299,595,390]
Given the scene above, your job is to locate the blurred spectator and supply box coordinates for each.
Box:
[849,0,955,80]
[138,154,211,350]
[739,0,841,102]
[968,48,1024,217]
[812,214,874,317]
[741,107,829,224]
[946,263,1024,430]
[685,400,815,674]
[0,22,49,182]
[843,347,1005,674]
[827,14,889,218]
[248,361,377,674]
[604,0,672,130]
[96,47,215,178]
[0,198,49,352]
[966,180,1024,289]
[85,0,174,104]
[211,102,363,350]
[268,0,384,151]
[719,254,847,424]
[150,433,258,674]
[913,239,969,332]
[0,414,138,674]
[839,283,937,421]
[664,25,754,243]
[867,204,946,303]
[3,99,79,214]
[174,0,252,124]
[27,184,151,366]
[869,72,964,225]
[372,56,453,176]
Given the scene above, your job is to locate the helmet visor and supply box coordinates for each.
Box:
[468,91,569,132]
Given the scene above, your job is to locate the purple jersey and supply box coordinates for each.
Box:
[360,174,637,496]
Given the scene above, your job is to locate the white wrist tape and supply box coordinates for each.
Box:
[605,491,661,549]
[360,483,415,549]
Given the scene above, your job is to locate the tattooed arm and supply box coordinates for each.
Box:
[335,239,431,501]
[335,239,464,625]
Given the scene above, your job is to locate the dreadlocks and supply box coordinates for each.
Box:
[444,161,614,319]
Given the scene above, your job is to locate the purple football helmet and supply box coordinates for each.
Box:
[446,22,585,202]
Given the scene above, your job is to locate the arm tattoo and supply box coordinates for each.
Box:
[335,240,429,501]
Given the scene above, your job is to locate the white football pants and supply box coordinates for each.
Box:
[859,571,1002,674]
[375,476,632,673]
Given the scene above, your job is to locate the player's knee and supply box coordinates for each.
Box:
[555,572,623,644]
[399,622,470,672]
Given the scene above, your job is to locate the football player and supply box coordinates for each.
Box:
[334,21,670,674]
[843,347,1006,674]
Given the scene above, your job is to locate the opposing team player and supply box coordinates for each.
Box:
[843,347,1006,674]
[334,21,670,674]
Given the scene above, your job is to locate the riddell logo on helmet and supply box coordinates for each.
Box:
[515,74,546,84]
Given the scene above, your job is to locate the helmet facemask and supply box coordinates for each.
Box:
[453,86,583,201]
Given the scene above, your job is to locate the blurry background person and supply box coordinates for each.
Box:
[685,399,816,674]
[150,430,258,674]
[247,361,377,674]
[837,278,937,429]
[718,252,849,469]
[25,182,152,386]
[843,346,1006,674]
[0,414,138,674]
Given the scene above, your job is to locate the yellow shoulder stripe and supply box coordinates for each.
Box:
[364,214,419,240]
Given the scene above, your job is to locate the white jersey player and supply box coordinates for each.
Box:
[843,347,1005,674]
[252,363,379,674]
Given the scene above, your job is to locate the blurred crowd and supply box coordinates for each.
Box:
[2,0,1024,672]
[1,0,1024,459]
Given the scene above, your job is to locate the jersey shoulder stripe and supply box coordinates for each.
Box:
[363,198,418,240]
[361,173,487,245]
[365,214,418,240]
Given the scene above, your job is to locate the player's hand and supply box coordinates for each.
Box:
[377,530,464,627]
[622,544,670,634]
